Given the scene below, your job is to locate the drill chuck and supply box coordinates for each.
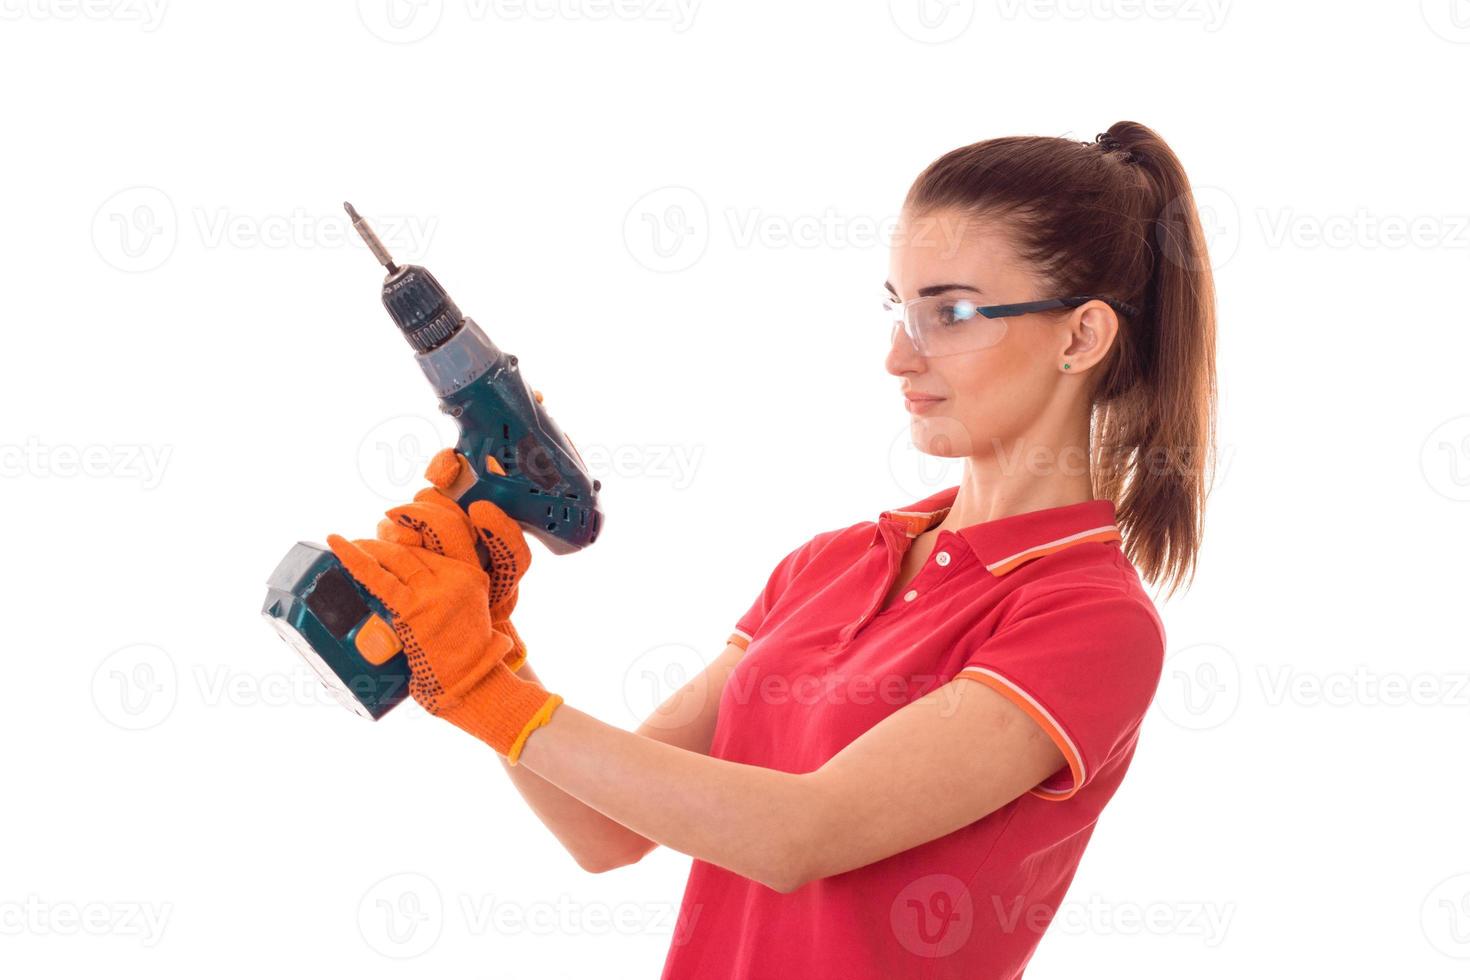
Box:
[382,265,464,353]
[345,201,464,353]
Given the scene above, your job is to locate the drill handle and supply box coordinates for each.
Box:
[430,331,603,556]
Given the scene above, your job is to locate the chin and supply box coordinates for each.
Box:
[909,413,977,458]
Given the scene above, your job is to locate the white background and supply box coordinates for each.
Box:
[2,1,1468,977]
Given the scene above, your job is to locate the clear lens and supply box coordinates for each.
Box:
[886,295,1009,356]
[883,297,906,347]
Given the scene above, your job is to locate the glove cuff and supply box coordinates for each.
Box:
[437,662,562,765]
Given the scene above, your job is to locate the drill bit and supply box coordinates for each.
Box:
[344,201,399,275]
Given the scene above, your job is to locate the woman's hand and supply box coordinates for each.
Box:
[326,535,513,712]
[326,533,562,763]
[378,448,533,670]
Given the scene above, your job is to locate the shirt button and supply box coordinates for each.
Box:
[903,589,918,602]
[935,551,951,566]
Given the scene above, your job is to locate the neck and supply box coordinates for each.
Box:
[935,404,1096,532]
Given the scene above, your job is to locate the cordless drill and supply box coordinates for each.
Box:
[261,204,604,720]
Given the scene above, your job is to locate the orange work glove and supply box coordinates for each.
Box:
[326,534,562,764]
[377,448,533,671]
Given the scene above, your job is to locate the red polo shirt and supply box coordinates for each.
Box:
[660,486,1166,980]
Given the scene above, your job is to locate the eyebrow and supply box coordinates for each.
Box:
[883,280,983,298]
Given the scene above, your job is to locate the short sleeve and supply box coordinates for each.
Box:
[727,532,831,652]
[954,586,1166,801]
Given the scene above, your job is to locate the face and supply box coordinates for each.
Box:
[884,208,1110,459]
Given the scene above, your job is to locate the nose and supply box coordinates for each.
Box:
[885,321,925,377]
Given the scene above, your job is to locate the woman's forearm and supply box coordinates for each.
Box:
[515,702,816,893]
[496,660,656,871]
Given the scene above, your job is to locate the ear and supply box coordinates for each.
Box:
[1059,302,1120,373]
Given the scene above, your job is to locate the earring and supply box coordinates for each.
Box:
[1062,363,1071,370]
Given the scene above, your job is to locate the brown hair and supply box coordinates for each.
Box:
[904,121,1218,597]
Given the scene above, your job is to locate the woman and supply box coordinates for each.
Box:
[327,119,1217,979]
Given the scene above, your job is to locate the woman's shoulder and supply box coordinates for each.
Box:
[996,543,1166,650]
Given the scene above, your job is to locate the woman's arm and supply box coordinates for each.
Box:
[514,674,1066,893]
[494,640,748,872]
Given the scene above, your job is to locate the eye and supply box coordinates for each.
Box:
[937,299,978,325]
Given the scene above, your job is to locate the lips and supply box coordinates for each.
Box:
[903,393,945,413]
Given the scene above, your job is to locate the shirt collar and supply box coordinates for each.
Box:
[876,485,1122,577]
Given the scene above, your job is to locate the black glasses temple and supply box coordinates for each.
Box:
[982,296,1141,320]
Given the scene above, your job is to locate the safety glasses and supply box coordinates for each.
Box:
[884,293,1142,357]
